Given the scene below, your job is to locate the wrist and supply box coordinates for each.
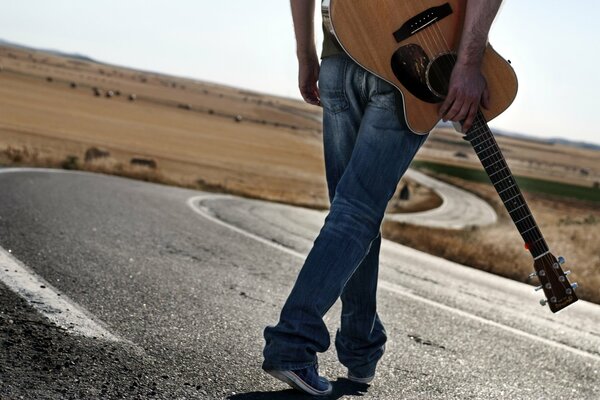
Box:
[297,48,318,62]
[455,54,483,70]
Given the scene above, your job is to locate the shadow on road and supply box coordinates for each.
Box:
[228,378,370,399]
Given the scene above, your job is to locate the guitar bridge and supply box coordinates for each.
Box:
[393,3,453,43]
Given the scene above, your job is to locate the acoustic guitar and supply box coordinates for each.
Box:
[324,0,578,313]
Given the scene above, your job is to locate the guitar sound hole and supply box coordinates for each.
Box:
[390,44,442,103]
[427,53,457,98]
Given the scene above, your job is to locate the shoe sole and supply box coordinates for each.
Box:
[347,373,375,384]
[265,369,332,396]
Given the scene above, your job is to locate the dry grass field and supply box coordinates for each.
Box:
[383,176,600,304]
[0,44,438,211]
[1,44,598,304]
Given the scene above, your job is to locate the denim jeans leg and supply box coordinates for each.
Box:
[262,54,428,371]
[335,232,387,378]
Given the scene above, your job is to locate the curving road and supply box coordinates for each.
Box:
[0,168,598,399]
[388,169,497,229]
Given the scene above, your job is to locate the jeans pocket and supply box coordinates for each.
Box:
[319,55,349,114]
[370,77,398,113]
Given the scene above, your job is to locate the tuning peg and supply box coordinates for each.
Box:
[571,282,579,290]
[558,256,565,265]
[534,285,543,292]
[564,270,571,276]
[540,298,548,306]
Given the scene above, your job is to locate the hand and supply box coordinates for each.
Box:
[438,62,490,132]
[298,54,321,106]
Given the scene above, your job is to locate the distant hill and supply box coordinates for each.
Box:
[0,38,95,63]
[492,129,600,151]
[435,122,600,152]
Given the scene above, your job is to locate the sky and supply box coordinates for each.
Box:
[1,0,599,145]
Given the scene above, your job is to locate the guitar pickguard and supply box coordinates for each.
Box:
[390,44,442,104]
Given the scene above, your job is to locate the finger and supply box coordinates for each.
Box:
[300,85,319,105]
[438,88,457,119]
[452,101,472,125]
[313,85,321,106]
[461,102,478,132]
[443,97,465,122]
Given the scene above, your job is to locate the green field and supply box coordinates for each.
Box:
[412,160,600,203]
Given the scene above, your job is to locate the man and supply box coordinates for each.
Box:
[262,0,503,396]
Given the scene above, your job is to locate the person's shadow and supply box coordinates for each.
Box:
[228,378,370,399]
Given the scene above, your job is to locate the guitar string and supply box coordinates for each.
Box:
[401,0,448,91]
[470,113,568,300]
[468,114,568,301]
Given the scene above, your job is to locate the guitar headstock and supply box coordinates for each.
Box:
[532,253,578,313]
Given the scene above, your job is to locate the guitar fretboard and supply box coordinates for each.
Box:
[463,112,549,259]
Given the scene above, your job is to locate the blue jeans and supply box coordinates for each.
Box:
[262,54,428,376]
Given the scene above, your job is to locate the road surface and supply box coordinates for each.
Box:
[0,168,598,399]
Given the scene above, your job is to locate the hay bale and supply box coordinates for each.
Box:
[128,94,137,101]
[178,103,192,110]
[46,76,53,82]
[70,82,77,88]
[93,87,102,97]
[130,157,157,169]
[105,90,114,98]
[234,115,243,123]
[84,147,110,162]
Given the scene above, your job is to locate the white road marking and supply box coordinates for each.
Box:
[187,194,600,363]
[0,247,120,341]
[0,167,121,342]
[387,169,497,229]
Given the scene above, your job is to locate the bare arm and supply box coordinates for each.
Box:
[439,0,503,132]
[290,0,321,106]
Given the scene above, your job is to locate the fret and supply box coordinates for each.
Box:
[494,177,515,193]
[466,111,549,261]
[488,166,508,178]
[486,158,505,169]
[467,131,493,147]
[503,193,521,204]
[474,142,497,156]
[514,214,532,224]
[480,150,501,163]
[515,216,536,232]
[498,185,521,203]
[521,228,541,244]
[478,146,501,161]
[491,170,512,186]
[508,203,527,214]
[495,175,512,186]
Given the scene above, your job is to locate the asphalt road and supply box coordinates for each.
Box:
[1,168,599,399]
[387,169,497,229]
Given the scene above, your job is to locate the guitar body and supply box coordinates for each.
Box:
[328,0,518,134]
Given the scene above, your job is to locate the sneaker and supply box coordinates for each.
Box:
[347,371,375,384]
[347,343,384,384]
[264,363,332,396]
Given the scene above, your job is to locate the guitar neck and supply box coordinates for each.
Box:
[463,112,549,260]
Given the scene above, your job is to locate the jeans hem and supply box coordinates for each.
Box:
[262,360,317,372]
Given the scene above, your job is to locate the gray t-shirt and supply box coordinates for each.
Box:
[321,0,343,58]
